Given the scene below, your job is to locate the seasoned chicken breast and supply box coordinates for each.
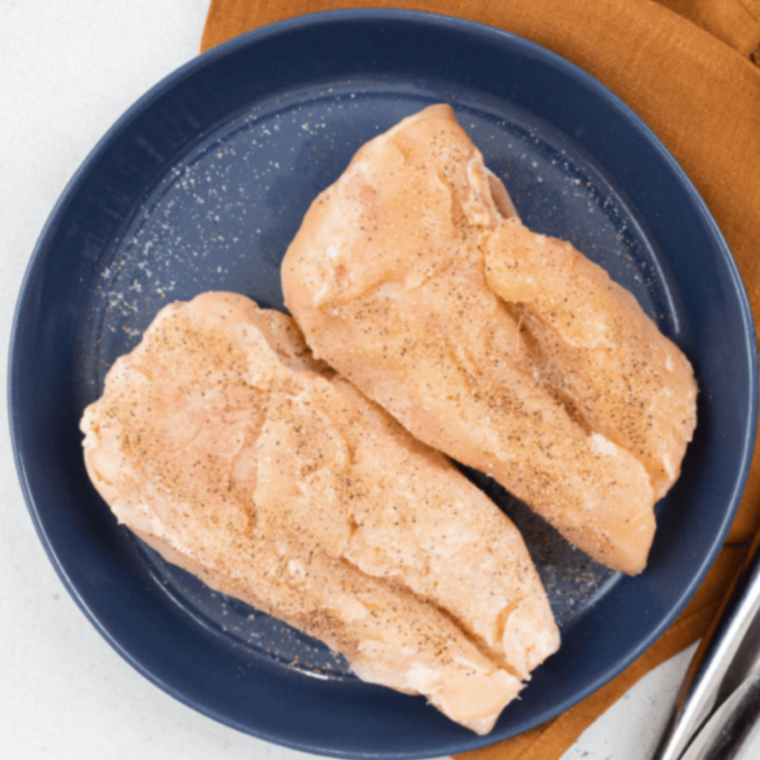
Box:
[484,219,697,503]
[281,104,697,575]
[80,291,559,734]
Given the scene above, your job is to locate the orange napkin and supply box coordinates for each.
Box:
[201,1,760,757]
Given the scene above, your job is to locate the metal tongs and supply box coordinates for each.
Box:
[652,528,760,760]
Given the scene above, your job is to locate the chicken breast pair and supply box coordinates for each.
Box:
[81,104,696,734]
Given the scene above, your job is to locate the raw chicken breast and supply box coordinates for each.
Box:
[281,104,697,575]
[484,219,697,502]
[80,291,559,734]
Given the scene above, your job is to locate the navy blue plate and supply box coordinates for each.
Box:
[9,9,758,759]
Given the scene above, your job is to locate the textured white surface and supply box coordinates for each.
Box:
[0,2,736,759]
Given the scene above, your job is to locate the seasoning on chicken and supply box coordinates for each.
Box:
[80,291,559,734]
[281,104,697,575]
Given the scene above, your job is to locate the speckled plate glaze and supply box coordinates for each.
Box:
[9,10,758,759]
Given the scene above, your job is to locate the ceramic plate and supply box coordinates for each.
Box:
[9,10,758,758]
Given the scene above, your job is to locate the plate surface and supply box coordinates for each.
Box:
[9,9,758,759]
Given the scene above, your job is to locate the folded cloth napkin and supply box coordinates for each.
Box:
[202,2,760,757]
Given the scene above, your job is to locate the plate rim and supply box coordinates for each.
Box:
[9,8,759,758]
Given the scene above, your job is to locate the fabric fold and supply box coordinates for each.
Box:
[654,0,760,58]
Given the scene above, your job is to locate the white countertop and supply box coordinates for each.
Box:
[0,2,732,758]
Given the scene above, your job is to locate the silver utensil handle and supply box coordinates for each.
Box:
[652,529,760,760]
[681,666,760,760]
